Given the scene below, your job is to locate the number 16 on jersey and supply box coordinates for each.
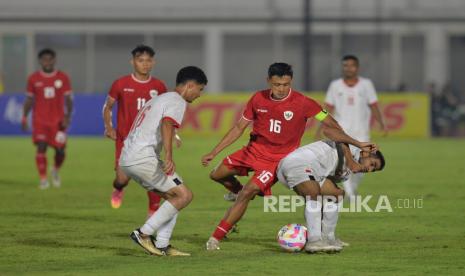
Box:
[269,119,281,133]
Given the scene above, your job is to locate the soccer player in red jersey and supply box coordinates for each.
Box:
[201,63,377,250]
[22,48,73,189]
[102,45,166,215]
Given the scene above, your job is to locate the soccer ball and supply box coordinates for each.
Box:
[277,223,307,252]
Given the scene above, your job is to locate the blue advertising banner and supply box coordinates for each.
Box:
[0,94,113,136]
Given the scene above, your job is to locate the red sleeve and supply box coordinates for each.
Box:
[304,97,323,118]
[159,80,168,93]
[242,94,256,121]
[325,103,334,108]
[108,79,120,100]
[62,73,72,95]
[162,116,180,128]
[26,75,34,96]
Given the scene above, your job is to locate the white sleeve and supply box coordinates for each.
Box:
[162,99,186,128]
[325,81,336,106]
[365,79,378,105]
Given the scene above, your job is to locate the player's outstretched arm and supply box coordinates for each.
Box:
[201,118,250,167]
[21,96,33,131]
[161,118,176,175]
[102,96,117,140]
[321,115,377,152]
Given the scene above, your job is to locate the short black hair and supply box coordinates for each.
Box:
[268,62,293,79]
[131,45,155,57]
[176,66,208,86]
[38,48,56,59]
[342,55,359,66]
[373,150,386,171]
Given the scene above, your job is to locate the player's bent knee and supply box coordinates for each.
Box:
[183,189,193,204]
[209,170,220,181]
[179,184,193,200]
[238,185,259,201]
[294,181,320,200]
[173,184,192,200]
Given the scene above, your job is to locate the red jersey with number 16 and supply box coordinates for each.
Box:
[108,74,167,140]
[242,89,323,161]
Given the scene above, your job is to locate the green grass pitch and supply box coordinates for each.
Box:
[1,136,464,275]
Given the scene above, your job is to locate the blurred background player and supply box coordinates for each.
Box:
[102,45,166,215]
[22,48,73,189]
[277,140,385,253]
[315,55,387,197]
[122,66,207,256]
[201,62,376,251]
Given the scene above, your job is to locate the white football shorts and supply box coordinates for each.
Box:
[120,158,183,193]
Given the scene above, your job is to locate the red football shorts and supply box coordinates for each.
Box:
[32,122,66,148]
[222,146,279,196]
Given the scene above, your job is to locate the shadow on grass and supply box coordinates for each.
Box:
[0,178,31,187]
[173,233,282,253]
[16,237,148,257]
[0,211,104,222]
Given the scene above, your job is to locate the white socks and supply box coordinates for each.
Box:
[141,201,178,236]
[322,200,339,240]
[305,200,322,242]
[155,214,178,249]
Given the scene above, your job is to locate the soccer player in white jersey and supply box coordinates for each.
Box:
[277,140,385,253]
[119,66,207,256]
[316,55,387,197]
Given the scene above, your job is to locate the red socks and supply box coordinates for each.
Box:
[35,153,47,180]
[212,220,233,241]
[147,191,161,213]
[54,152,65,169]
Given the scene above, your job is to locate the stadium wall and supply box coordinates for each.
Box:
[0,93,429,138]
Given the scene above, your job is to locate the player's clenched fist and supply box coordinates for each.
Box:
[163,159,175,175]
[21,116,29,132]
[201,153,215,167]
[105,127,117,140]
[358,142,378,153]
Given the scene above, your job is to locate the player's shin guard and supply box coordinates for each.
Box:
[35,153,47,180]
[141,201,178,236]
[147,191,161,214]
[54,150,65,169]
[322,200,339,240]
[212,219,232,241]
[305,200,322,242]
[155,214,178,248]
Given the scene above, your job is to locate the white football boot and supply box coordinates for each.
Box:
[305,239,335,253]
[223,192,238,202]
[333,237,349,247]
[39,179,50,190]
[51,168,61,188]
[324,238,343,253]
[206,237,220,251]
